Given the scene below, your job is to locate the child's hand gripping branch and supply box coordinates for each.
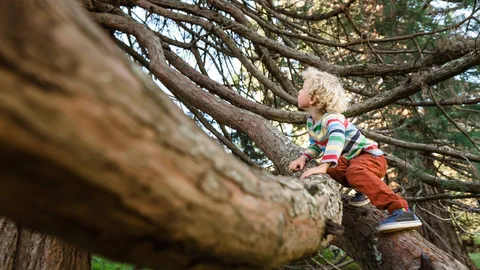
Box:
[289,67,423,234]
[289,155,331,179]
[299,162,330,180]
[288,155,307,171]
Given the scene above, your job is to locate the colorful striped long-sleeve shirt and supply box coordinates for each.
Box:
[302,113,384,167]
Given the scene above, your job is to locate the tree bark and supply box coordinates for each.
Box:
[0,0,471,269]
[333,204,469,270]
[0,218,90,270]
[0,1,341,269]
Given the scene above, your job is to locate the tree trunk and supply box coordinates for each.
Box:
[0,218,90,270]
[0,0,471,269]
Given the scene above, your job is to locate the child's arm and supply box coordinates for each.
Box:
[303,136,322,161]
[289,136,322,171]
[320,115,346,168]
[300,116,346,179]
[300,162,332,179]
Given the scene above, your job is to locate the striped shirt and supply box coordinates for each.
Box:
[302,113,383,167]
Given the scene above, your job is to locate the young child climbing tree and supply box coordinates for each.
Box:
[289,67,423,233]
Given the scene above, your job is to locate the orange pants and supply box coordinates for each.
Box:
[327,152,409,214]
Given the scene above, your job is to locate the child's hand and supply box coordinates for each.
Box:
[300,163,330,180]
[289,156,308,171]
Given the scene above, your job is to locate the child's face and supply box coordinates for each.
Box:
[298,81,312,110]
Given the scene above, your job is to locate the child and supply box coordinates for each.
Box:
[289,67,422,233]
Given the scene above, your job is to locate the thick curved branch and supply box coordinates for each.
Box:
[163,50,307,123]
[90,11,299,173]
[348,85,480,106]
[399,95,480,106]
[346,50,480,117]
[0,1,342,269]
[139,1,298,105]
[113,31,307,124]
[386,155,480,194]
[360,128,480,162]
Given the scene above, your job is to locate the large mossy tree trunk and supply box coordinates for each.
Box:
[0,218,90,270]
[0,0,471,269]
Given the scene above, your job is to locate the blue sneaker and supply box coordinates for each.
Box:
[377,208,423,233]
[348,192,370,207]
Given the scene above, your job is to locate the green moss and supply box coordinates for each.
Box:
[343,262,362,270]
[91,256,136,270]
[469,252,480,268]
[316,249,361,269]
[474,234,480,247]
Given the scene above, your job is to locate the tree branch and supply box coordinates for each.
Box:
[386,155,480,193]
[270,0,356,21]
[0,2,342,269]
[346,50,480,117]
[405,193,480,203]
[360,128,480,162]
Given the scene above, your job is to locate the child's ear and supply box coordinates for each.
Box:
[309,95,318,105]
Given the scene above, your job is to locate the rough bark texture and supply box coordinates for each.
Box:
[0,0,471,269]
[332,204,468,270]
[0,1,341,269]
[0,218,90,270]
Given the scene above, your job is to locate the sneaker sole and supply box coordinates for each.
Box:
[377,220,423,233]
[348,198,370,207]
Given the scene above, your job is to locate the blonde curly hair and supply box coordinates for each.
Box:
[302,67,348,113]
